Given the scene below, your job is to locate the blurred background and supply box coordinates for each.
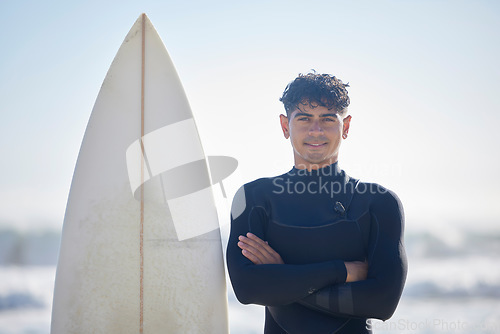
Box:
[1,1,499,333]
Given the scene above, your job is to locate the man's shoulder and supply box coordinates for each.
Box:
[354,180,402,209]
[230,174,285,220]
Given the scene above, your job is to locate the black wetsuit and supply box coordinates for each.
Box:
[226,163,407,334]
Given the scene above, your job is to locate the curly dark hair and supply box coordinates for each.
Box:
[279,72,350,115]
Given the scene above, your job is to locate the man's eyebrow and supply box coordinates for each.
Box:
[319,113,337,117]
[293,112,337,118]
[293,112,313,118]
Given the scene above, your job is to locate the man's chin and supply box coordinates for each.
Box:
[301,156,333,167]
[306,154,330,163]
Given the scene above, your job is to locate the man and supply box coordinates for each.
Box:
[226,72,407,333]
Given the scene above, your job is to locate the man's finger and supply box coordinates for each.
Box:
[240,235,275,262]
[246,233,276,254]
[238,240,266,259]
[239,235,271,255]
[238,233,284,265]
[246,233,281,259]
[241,249,262,265]
[245,233,284,264]
[246,233,270,248]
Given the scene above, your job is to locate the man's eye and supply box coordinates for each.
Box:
[323,118,335,122]
[298,117,309,121]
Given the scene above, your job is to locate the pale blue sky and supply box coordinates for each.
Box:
[1,0,499,232]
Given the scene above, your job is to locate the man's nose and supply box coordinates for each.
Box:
[308,120,324,135]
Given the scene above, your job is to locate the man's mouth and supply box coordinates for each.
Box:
[305,143,326,148]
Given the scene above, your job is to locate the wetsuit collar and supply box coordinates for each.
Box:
[286,162,359,218]
[288,162,342,178]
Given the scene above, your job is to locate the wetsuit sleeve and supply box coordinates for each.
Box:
[226,184,347,306]
[297,189,407,320]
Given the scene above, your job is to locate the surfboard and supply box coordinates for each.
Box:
[51,14,230,333]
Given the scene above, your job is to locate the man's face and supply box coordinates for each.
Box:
[279,102,351,170]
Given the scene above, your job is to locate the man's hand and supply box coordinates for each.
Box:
[238,233,284,265]
[237,232,368,282]
[344,261,368,282]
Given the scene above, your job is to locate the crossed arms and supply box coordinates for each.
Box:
[226,184,407,321]
[238,232,368,283]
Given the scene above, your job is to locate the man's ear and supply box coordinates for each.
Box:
[280,114,290,139]
[343,115,352,136]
